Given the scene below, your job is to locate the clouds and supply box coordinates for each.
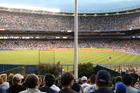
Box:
[0,0,140,11]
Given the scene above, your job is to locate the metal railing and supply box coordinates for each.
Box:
[62,62,140,71]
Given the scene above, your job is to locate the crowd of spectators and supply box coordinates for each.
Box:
[0,11,140,31]
[0,69,140,93]
[0,39,140,52]
[0,34,73,37]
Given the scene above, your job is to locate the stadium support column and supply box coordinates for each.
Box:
[74,0,78,80]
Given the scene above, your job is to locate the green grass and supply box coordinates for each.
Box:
[0,48,140,65]
[1,48,140,71]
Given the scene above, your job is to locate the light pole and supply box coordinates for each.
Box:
[74,0,78,79]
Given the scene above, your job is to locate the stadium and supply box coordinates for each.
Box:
[1,1,140,93]
[0,3,140,72]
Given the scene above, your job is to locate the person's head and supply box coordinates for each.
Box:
[71,82,80,92]
[7,73,14,81]
[61,72,74,88]
[0,77,3,85]
[44,73,55,87]
[111,77,116,86]
[96,70,110,88]
[1,74,7,82]
[122,73,133,86]
[26,74,39,89]
[115,82,126,93]
[78,78,82,84]
[132,68,136,74]
[115,76,122,83]
[81,76,88,83]
[90,75,96,84]
[120,72,125,77]
[12,73,24,85]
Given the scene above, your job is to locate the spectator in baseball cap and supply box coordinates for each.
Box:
[81,76,90,90]
[115,82,126,93]
[90,70,114,93]
[7,73,26,93]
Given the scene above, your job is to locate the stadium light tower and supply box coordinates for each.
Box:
[74,0,78,80]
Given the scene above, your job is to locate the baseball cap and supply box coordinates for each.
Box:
[14,73,24,80]
[115,82,126,93]
[81,76,87,81]
[96,70,110,83]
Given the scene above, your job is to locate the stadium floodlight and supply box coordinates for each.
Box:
[83,14,86,16]
[63,13,65,16]
[105,13,108,16]
[0,3,60,12]
[94,14,97,16]
[116,12,119,15]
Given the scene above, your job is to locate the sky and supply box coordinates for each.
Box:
[0,0,140,11]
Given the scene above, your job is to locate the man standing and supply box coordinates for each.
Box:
[39,74,57,93]
[90,70,114,93]
[131,68,139,81]
[109,56,112,61]
[19,74,46,93]
[57,72,78,93]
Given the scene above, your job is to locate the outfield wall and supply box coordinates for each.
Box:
[97,46,140,54]
[0,49,11,51]
[0,64,37,74]
[0,62,140,75]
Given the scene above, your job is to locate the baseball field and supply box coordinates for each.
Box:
[0,48,140,65]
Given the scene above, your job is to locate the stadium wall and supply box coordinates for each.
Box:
[97,46,140,54]
[0,64,37,74]
[0,49,11,51]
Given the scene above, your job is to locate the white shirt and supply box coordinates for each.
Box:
[0,82,9,90]
[84,84,97,93]
[51,84,60,92]
[80,83,90,93]
[81,83,90,90]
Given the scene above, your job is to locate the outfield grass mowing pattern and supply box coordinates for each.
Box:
[0,48,140,66]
